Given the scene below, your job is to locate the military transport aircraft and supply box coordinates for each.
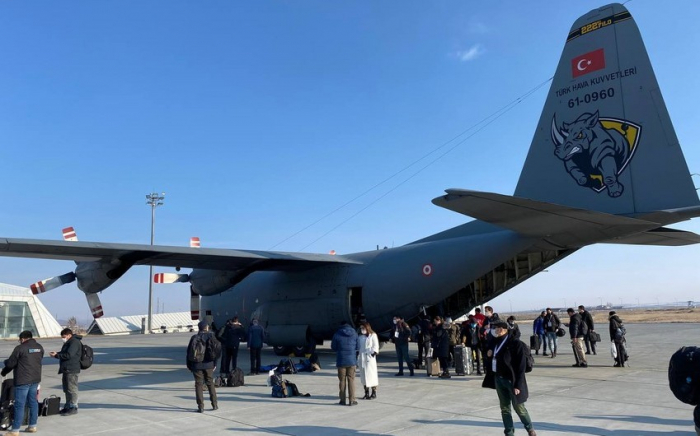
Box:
[1,3,699,355]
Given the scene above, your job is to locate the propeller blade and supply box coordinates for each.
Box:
[190,288,200,320]
[62,227,78,242]
[86,293,104,318]
[190,237,200,248]
[30,272,76,295]
[153,273,190,284]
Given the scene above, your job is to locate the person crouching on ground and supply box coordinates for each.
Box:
[483,320,537,436]
[357,321,379,400]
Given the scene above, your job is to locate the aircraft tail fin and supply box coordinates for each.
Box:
[514,3,699,215]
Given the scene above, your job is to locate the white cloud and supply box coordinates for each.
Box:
[454,44,485,62]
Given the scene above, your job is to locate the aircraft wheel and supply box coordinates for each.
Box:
[273,345,292,356]
[293,346,307,357]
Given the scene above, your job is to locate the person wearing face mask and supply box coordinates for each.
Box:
[507,316,521,340]
[430,316,451,378]
[49,328,83,416]
[483,321,537,436]
[461,315,482,375]
[357,321,379,400]
[391,315,414,376]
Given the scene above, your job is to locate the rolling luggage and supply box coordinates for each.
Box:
[426,357,441,376]
[454,345,472,376]
[40,395,61,417]
[529,335,540,351]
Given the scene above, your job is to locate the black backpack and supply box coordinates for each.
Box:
[228,368,245,387]
[669,346,700,405]
[188,335,207,363]
[519,341,534,373]
[80,343,94,370]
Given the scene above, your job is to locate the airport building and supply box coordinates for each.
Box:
[87,312,195,335]
[0,282,63,338]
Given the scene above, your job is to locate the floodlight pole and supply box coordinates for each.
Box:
[146,192,165,334]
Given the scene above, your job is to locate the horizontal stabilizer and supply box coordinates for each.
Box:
[605,227,700,246]
[432,189,659,247]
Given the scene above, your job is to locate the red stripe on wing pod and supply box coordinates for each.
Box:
[30,282,45,294]
[91,306,104,318]
[154,273,164,283]
[62,227,78,241]
[190,237,200,248]
[190,310,200,320]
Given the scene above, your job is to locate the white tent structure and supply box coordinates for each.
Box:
[0,282,63,338]
[87,312,195,335]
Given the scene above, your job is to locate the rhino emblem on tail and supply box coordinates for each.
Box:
[551,111,641,197]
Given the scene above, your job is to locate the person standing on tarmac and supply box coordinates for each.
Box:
[578,305,597,355]
[49,328,82,416]
[186,321,220,413]
[391,315,414,376]
[532,311,546,356]
[431,316,451,379]
[567,308,588,368]
[331,321,358,406]
[247,319,265,375]
[483,320,537,436]
[357,321,379,400]
[543,308,560,358]
[1,331,44,435]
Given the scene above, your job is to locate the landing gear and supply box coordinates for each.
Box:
[273,345,292,356]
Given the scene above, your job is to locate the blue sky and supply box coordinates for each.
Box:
[1,1,699,322]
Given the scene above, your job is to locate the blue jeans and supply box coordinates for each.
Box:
[545,332,558,353]
[13,383,38,430]
[537,333,547,353]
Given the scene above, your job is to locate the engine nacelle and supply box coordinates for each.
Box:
[189,270,241,296]
[75,261,122,294]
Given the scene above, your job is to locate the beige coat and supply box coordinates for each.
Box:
[357,332,379,387]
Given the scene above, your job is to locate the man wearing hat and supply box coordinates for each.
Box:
[186,321,221,413]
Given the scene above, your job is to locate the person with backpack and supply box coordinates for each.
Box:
[507,316,521,340]
[49,328,82,416]
[608,311,628,367]
[578,305,597,355]
[482,320,537,436]
[1,330,44,435]
[543,308,560,358]
[186,321,221,413]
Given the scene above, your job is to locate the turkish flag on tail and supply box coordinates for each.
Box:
[571,49,605,78]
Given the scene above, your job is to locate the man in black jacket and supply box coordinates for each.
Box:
[187,321,221,413]
[578,305,596,355]
[49,328,82,415]
[1,330,44,435]
[483,320,537,436]
[567,308,588,367]
[218,317,246,374]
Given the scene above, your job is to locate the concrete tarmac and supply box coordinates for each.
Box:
[0,323,695,435]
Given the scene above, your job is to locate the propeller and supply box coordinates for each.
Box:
[153,237,201,320]
[29,227,105,319]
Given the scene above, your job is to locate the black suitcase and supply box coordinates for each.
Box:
[40,395,61,417]
[0,379,14,404]
[454,345,472,375]
[529,335,540,351]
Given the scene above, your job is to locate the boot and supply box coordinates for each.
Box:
[362,387,370,400]
[370,387,377,399]
[409,364,415,377]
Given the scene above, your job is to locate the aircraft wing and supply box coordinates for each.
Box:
[0,238,361,270]
[432,189,662,247]
[604,227,700,246]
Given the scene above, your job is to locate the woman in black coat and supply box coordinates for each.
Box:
[430,316,450,378]
[608,311,628,367]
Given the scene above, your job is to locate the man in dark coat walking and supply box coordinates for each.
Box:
[186,321,221,413]
[483,320,537,436]
[431,316,451,378]
[567,308,588,367]
[578,305,597,355]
